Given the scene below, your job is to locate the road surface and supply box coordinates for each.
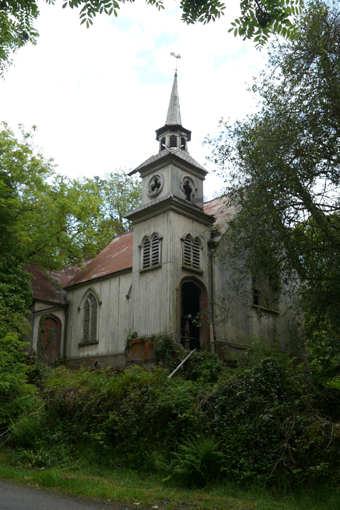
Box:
[0,480,147,510]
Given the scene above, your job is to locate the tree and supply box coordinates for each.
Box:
[92,170,141,250]
[207,1,340,370]
[0,0,302,76]
[0,122,141,269]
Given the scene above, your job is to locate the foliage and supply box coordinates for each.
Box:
[230,0,302,48]
[0,333,38,428]
[0,0,39,76]
[206,354,340,486]
[92,169,141,250]
[0,123,141,270]
[0,0,304,74]
[151,335,185,372]
[164,435,224,487]
[184,350,223,383]
[0,153,32,334]
[207,0,340,377]
[8,347,340,489]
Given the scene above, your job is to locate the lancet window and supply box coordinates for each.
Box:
[83,292,98,343]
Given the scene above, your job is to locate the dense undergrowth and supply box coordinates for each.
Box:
[1,338,339,494]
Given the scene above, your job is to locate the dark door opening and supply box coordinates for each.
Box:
[181,281,201,350]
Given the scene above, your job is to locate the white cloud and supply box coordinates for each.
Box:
[0,0,267,198]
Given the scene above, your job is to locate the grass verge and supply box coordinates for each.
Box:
[0,450,340,510]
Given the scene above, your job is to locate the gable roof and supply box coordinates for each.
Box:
[65,232,133,288]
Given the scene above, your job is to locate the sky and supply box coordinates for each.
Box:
[0,0,268,199]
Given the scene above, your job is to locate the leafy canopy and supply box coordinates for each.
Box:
[0,0,302,74]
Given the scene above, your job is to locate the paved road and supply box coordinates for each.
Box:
[0,480,146,510]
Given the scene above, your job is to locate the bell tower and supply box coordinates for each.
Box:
[125,73,214,347]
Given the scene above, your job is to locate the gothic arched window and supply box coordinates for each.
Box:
[83,292,98,343]
[183,235,201,270]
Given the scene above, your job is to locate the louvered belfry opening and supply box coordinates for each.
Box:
[192,239,200,269]
[143,236,160,269]
[83,292,97,343]
[143,238,151,268]
[184,235,192,266]
[183,235,200,269]
[152,235,160,266]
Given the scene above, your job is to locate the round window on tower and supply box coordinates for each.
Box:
[148,174,164,197]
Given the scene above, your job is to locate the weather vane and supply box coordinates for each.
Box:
[170,52,181,74]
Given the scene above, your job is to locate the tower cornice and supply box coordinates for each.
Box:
[125,194,214,226]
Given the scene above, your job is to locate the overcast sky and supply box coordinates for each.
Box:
[0,0,268,199]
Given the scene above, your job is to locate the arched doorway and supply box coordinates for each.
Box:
[179,278,209,350]
[38,315,61,364]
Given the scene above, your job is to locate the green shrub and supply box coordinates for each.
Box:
[10,416,42,449]
[13,347,340,488]
[151,335,185,372]
[183,350,224,383]
[164,435,224,487]
[0,333,38,428]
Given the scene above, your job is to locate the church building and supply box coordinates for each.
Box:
[27,74,299,367]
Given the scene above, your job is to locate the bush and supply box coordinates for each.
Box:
[183,350,224,383]
[0,333,38,428]
[10,416,42,449]
[10,347,340,489]
[151,335,185,372]
[164,435,224,487]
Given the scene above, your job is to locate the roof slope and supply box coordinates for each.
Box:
[28,265,67,305]
[66,232,133,288]
[204,195,236,232]
[130,147,206,176]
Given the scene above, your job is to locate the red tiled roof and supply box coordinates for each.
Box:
[66,232,133,288]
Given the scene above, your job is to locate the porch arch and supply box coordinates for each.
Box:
[178,276,209,351]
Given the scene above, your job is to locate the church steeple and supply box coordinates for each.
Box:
[165,72,182,125]
[155,73,191,152]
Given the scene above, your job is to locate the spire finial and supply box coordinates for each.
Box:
[170,52,181,74]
